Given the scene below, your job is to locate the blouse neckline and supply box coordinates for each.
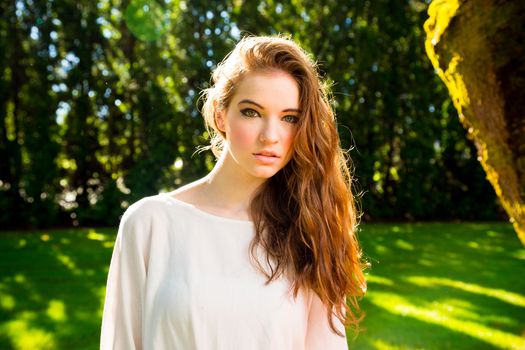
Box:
[162,193,254,225]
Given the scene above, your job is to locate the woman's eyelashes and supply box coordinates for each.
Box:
[240,108,260,118]
[240,108,299,124]
[282,115,299,124]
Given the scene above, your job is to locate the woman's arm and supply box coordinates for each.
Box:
[100,203,150,350]
[305,291,349,350]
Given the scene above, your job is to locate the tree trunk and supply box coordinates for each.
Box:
[424,0,525,245]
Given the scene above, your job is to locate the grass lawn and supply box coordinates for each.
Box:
[348,222,525,350]
[0,222,524,349]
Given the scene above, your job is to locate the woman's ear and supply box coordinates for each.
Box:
[214,101,226,133]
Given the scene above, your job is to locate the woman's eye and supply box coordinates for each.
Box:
[241,108,259,118]
[283,115,299,124]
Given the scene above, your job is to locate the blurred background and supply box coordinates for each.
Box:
[0,0,506,229]
[1,0,523,349]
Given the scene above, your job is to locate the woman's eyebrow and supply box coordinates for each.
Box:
[238,99,301,113]
[238,99,265,109]
[282,108,301,113]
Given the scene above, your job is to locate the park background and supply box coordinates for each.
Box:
[0,0,524,349]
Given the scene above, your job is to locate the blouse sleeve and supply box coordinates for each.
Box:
[100,204,151,350]
[305,292,349,350]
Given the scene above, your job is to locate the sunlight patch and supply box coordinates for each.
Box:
[375,245,390,254]
[369,292,525,350]
[87,230,106,241]
[371,338,406,350]
[0,292,15,310]
[395,239,414,251]
[510,249,525,261]
[96,286,107,317]
[47,299,67,322]
[2,313,56,350]
[406,276,525,308]
[14,274,26,284]
[56,253,81,276]
[366,275,394,286]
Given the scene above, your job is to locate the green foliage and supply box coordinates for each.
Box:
[124,0,169,42]
[0,223,523,349]
[0,0,502,227]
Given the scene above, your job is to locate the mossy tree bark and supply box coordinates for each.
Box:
[424,0,525,245]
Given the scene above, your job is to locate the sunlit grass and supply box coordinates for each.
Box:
[3,312,56,350]
[406,276,525,308]
[349,222,525,350]
[0,228,115,350]
[46,300,67,322]
[368,291,523,350]
[0,223,524,349]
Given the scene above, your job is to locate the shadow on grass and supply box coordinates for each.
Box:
[348,222,525,350]
[0,228,116,350]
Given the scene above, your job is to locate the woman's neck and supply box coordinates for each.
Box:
[201,151,265,213]
[171,150,266,220]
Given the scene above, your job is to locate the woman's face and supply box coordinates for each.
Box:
[216,70,301,180]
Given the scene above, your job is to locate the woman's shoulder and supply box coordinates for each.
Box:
[119,193,190,234]
[115,194,185,244]
[123,194,170,220]
[120,181,204,226]
[166,178,206,204]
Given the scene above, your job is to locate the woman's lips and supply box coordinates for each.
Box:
[253,153,279,164]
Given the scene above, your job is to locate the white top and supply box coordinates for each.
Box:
[100,194,348,350]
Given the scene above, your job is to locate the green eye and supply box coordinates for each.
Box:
[283,115,299,124]
[240,108,259,118]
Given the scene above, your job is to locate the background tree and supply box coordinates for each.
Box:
[424,0,525,245]
[0,0,503,228]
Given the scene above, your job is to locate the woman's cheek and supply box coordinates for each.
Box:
[230,122,257,148]
[282,130,296,160]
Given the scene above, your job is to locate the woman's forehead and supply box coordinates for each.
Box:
[231,71,300,110]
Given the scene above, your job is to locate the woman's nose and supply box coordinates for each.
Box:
[259,119,279,144]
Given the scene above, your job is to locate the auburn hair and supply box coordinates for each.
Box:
[201,35,367,335]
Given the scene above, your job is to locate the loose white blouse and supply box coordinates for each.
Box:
[100,194,348,349]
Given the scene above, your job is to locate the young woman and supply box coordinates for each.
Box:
[100,35,366,349]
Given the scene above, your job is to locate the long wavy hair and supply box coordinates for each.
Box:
[201,35,367,335]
